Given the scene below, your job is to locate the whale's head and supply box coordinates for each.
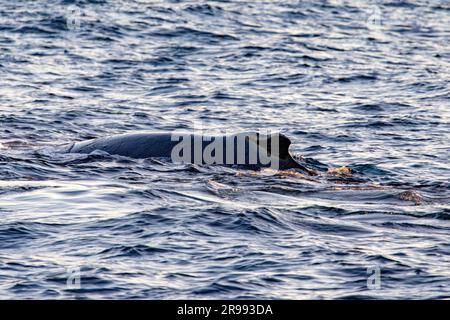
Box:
[244,132,316,175]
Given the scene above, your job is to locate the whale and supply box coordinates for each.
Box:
[66,132,315,174]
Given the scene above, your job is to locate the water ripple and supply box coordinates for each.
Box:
[0,0,449,299]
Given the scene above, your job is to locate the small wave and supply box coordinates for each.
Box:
[99,244,171,258]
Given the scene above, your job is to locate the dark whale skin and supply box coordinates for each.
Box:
[68,133,179,159]
[67,132,314,173]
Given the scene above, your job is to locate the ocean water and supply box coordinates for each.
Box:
[0,0,449,299]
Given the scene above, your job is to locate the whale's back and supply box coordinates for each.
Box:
[67,132,314,173]
[68,133,177,158]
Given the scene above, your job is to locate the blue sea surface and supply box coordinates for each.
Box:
[0,0,449,299]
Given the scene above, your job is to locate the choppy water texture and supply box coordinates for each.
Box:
[0,0,449,299]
